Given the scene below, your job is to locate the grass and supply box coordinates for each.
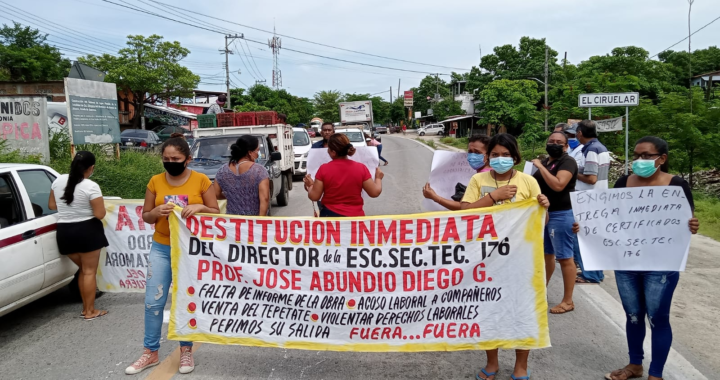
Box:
[416,138,436,149]
[439,136,469,150]
[694,192,720,241]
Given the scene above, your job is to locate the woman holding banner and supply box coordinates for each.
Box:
[574,137,698,380]
[125,133,220,376]
[460,133,549,380]
[213,135,270,216]
[531,132,578,315]
[423,134,491,210]
[303,133,383,217]
[48,151,109,321]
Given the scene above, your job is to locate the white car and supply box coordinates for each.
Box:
[292,127,311,176]
[0,164,79,317]
[335,128,367,148]
[418,124,445,136]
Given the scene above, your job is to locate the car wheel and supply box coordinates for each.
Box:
[285,172,293,191]
[438,131,444,136]
[276,175,290,206]
[419,132,425,136]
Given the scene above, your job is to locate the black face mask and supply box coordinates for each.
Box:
[546,144,565,159]
[164,161,187,177]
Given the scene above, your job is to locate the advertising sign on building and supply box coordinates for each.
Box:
[0,95,50,162]
[64,78,121,144]
[404,90,414,107]
[578,93,639,108]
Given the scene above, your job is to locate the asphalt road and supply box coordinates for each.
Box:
[0,135,711,380]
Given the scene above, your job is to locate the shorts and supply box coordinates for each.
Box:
[543,209,575,260]
[56,218,109,255]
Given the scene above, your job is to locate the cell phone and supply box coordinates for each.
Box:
[164,195,189,208]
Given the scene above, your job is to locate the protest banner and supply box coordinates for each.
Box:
[595,116,624,132]
[570,187,693,271]
[166,200,550,352]
[422,151,476,212]
[97,200,227,293]
[0,95,50,162]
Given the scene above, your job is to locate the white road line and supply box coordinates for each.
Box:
[578,285,707,380]
[394,134,436,153]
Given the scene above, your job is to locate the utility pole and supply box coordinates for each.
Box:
[688,0,694,114]
[544,45,549,131]
[398,79,401,99]
[219,33,243,109]
[390,86,393,104]
[256,79,267,86]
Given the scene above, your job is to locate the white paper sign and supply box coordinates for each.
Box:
[595,116,624,132]
[570,187,693,271]
[523,162,537,175]
[306,146,379,198]
[422,151,477,211]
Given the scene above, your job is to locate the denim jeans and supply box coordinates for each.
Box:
[144,240,192,352]
[574,235,604,282]
[615,271,679,378]
[319,207,346,217]
[543,210,575,259]
[377,144,388,164]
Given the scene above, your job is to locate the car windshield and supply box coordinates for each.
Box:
[339,131,364,143]
[121,130,147,138]
[293,132,310,146]
[191,136,266,162]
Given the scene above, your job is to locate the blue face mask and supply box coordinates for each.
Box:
[632,158,659,178]
[568,138,580,150]
[490,157,514,174]
[467,153,485,170]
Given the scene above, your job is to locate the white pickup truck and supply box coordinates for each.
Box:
[0,164,79,317]
[190,124,295,207]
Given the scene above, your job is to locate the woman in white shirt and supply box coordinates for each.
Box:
[49,151,109,320]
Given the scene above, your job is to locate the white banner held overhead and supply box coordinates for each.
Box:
[578,93,639,108]
[423,151,477,212]
[306,147,379,199]
[595,116,624,132]
[570,187,693,271]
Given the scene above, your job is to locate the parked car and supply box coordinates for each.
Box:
[152,125,192,141]
[0,164,80,317]
[307,129,316,138]
[373,123,388,134]
[417,124,445,136]
[336,128,367,148]
[389,125,402,134]
[292,127,311,177]
[120,129,163,150]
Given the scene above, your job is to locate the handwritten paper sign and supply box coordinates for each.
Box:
[306,146,379,180]
[570,186,693,271]
[423,151,476,212]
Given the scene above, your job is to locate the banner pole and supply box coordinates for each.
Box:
[625,106,629,175]
[589,107,592,120]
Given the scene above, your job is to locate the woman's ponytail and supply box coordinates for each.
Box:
[327,134,356,158]
[62,151,96,205]
[229,135,259,163]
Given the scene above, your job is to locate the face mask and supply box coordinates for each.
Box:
[490,157,514,174]
[632,158,659,178]
[467,153,485,170]
[164,161,187,177]
[546,144,564,159]
[568,138,580,149]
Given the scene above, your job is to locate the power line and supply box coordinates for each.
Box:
[0,14,113,56]
[100,0,452,75]
[231,72,250,88]
[244,39,265,80]
[651,14,720,58]
[233,40,260,80]
[143,0,467,71]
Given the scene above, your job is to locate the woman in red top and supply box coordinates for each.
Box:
[303,134,383,217]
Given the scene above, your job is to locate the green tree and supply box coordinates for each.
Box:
[80,35,200,129]
[409,75,450,119]
[0,22,70,81]
[432,97,464,122]
[230,84,315,125]
[313,90,343,122]
[477,79,541,135]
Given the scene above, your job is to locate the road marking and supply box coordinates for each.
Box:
[145,343,202,380]
[578,285,707,380]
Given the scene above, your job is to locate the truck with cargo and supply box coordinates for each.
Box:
[339,100,374,130]
[190,124,294,209]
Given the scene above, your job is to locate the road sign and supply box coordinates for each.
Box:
[578,92,639,108]
[414,111,421,118]
[404,90,413,107]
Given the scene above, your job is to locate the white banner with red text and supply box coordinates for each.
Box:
[166,200,550,352]
[97,200,226,293]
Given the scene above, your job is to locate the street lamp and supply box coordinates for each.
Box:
[528,77,548,132]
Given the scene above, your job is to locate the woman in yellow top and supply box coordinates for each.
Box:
[125,133,219,376]
[461,133,549,380]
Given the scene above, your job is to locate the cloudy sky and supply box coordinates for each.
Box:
[6,0,718,100]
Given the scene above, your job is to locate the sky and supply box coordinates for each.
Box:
[4,0,719,100]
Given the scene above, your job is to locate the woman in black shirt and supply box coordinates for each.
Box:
[532,132,578,314]
[576,136,698,380]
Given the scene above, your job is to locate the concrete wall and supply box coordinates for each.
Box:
[0,81,65,102]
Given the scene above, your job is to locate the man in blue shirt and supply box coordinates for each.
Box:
[312,122,335,149]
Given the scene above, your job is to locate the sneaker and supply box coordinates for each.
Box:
[125,348,159,375]
[179,346,195,374]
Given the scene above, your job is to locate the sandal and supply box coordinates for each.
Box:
[476,368,497,380]
[550,302,575,314]
[84,310,108,321]
[510,370,531,380]
[575,276,598,284]
[604,366,643,380]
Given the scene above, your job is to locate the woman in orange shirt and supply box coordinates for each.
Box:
[125,133,219,376]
